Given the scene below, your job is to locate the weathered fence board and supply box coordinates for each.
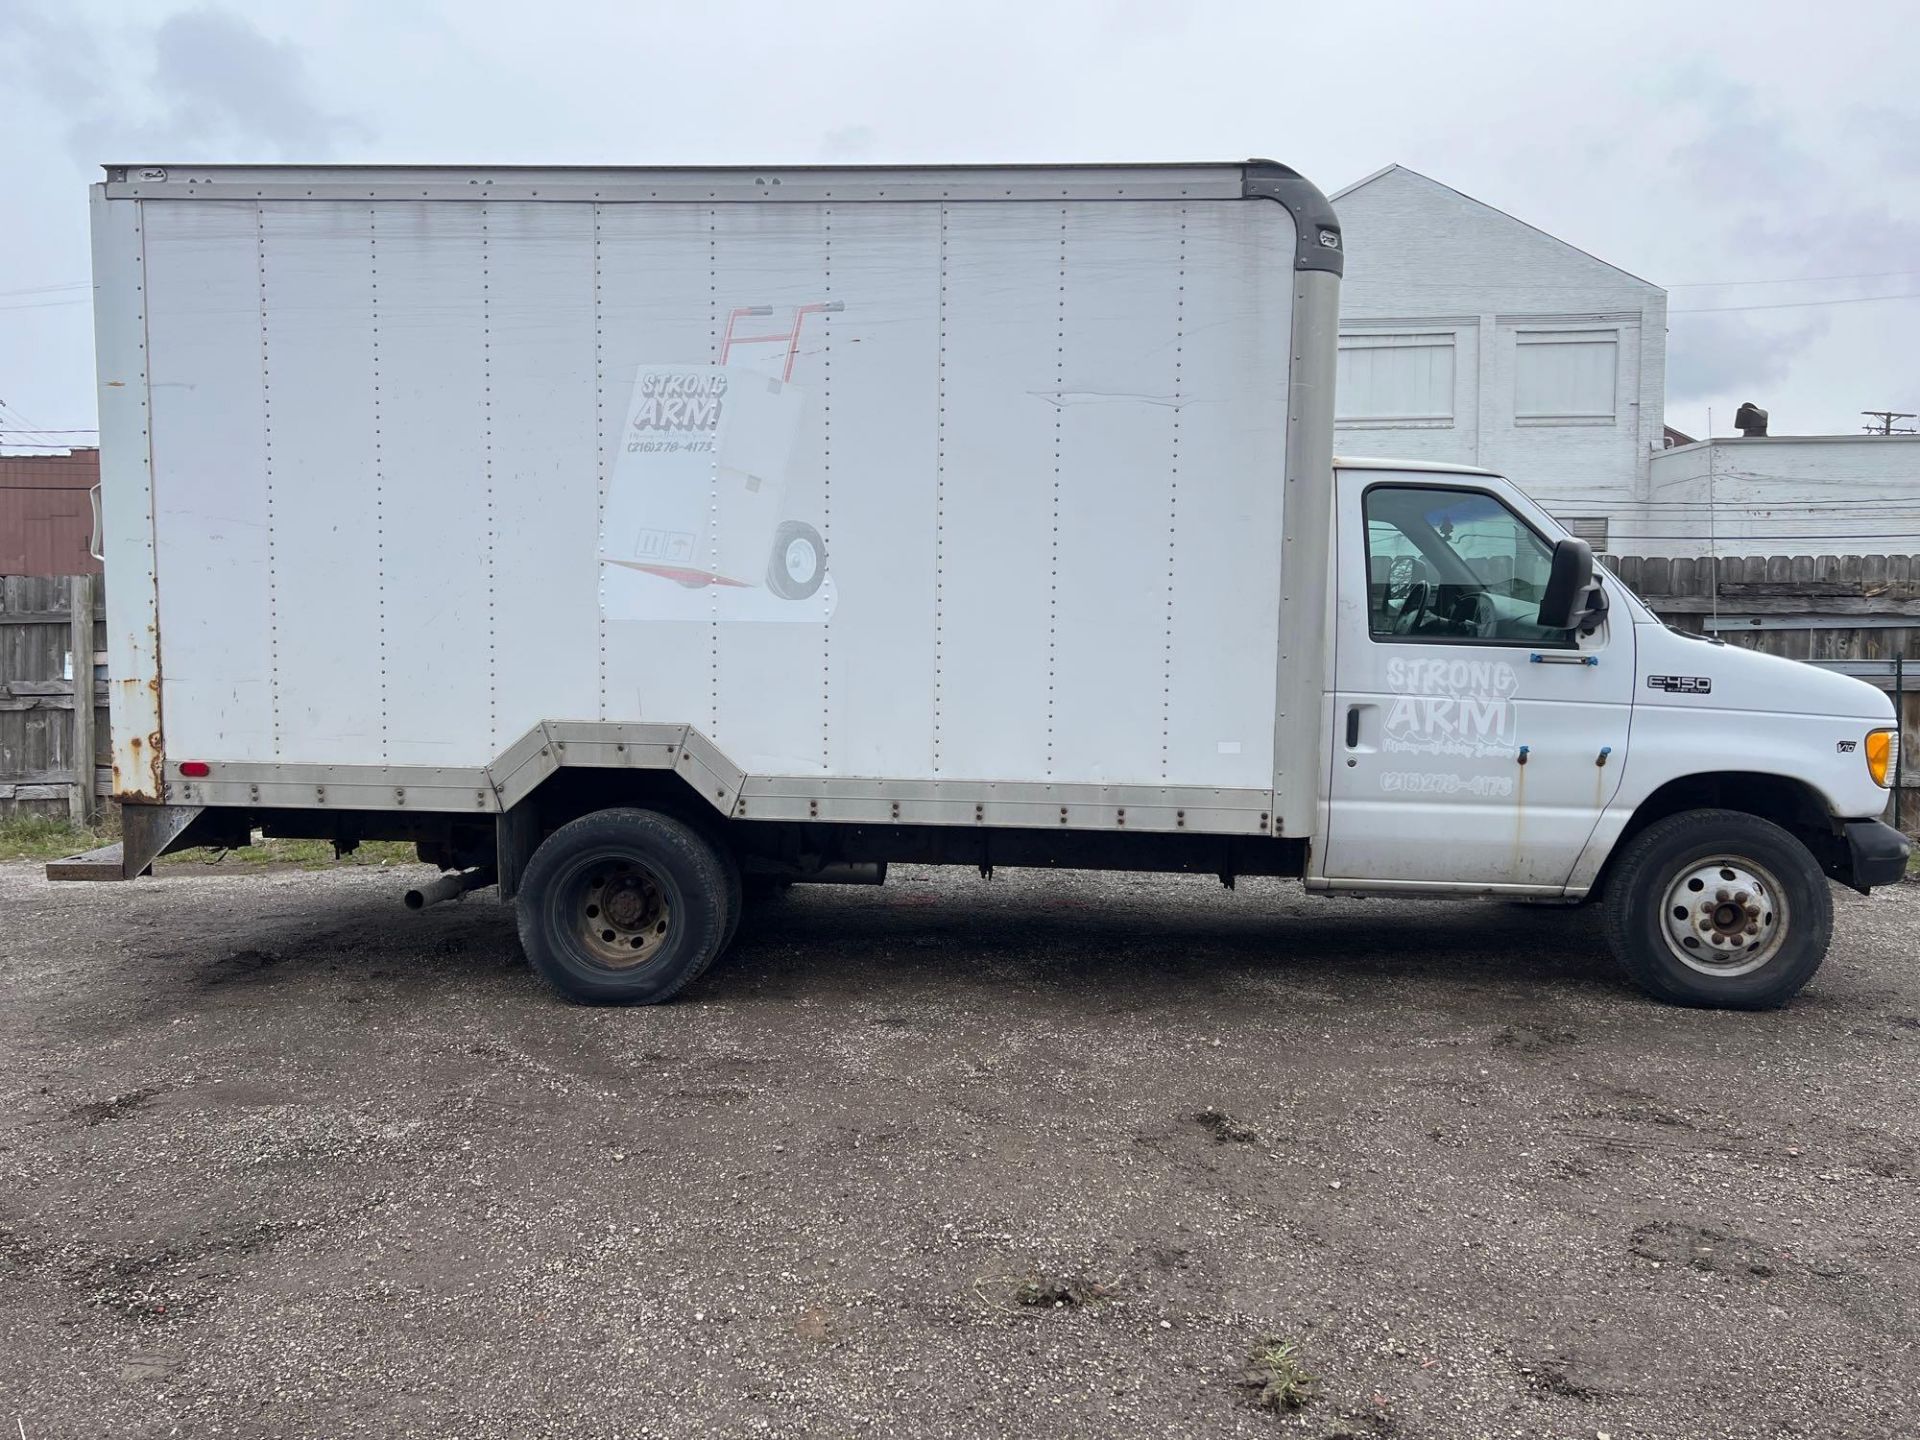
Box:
[0,575,107,819]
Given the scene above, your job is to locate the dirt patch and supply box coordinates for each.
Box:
[1011,1273,1117,1309]
[200,948,284,985]
[78,1219,292,1324]
[69,1085,161,1126]
[1629,1221,1780,1278]
[1192,1107,1260,1145]
[1491,1021,1579,1051]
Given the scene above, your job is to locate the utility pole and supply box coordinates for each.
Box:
[1861,409,1917,435]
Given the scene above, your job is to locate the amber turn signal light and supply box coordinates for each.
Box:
[1865,729,1894,788]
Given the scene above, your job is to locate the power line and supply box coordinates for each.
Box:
[0,296,92,312]
[1666,267,1920,288]
[0,281,89,298]
[1670,291,1920,315]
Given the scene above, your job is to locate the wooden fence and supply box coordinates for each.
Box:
[1606,552,1918,823]
[0,575,106,820]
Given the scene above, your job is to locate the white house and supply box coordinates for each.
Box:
[1331,165,1667,548]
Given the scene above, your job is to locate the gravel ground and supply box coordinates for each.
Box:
[1,859,1916,1440]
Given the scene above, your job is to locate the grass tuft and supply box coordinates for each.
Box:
[0,814,114,862]
[162,837,421,870]
[0,813,418,871]
[1240,1335,1316,1412]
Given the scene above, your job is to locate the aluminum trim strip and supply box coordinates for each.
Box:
[158,722,1280,833]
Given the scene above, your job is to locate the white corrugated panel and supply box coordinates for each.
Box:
[810,206,941,779]
[144,201,274,762]
[488,204,601,753]
[375,203,493,765]
[258,202,384,764]
[134,190,1296,792]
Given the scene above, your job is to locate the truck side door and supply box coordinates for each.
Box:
[1322,475,1633,890]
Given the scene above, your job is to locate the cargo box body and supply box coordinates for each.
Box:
[90,163,1340,840]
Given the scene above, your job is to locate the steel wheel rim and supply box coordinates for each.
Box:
[783,536,817,584]
[563,854,674,970]
[1660,853,1787,978]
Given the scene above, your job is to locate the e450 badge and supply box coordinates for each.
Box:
[1647,675,1712,694]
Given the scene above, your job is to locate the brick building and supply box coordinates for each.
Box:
[0,448,101,576]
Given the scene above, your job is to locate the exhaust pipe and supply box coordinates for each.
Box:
[404,867,497,910]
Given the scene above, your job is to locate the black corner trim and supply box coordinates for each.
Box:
[1241,158,1343,277]
[1841,818,1911,894]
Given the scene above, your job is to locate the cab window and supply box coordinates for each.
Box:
[1364,485,1576,646]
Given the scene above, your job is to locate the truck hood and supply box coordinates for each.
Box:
[1634,620,1895,722]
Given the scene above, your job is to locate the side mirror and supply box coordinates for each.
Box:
[1539,537,1606,633]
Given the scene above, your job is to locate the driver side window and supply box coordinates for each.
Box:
[1364,485,1576,647]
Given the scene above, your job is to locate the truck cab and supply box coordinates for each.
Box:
[1315,458,1907,1005]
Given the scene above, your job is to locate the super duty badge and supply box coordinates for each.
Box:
[1647,675,1712,694]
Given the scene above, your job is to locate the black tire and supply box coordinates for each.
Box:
[515,808,733,1005]
[1600,809,1832,1009]
[766,520,825,600]
[716,837,744,953]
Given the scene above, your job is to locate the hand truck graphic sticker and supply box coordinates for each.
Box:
[600,302,840,622]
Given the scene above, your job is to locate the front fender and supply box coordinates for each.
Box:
[1566,706,1893,894]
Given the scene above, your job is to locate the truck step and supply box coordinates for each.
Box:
[45,842,126,883]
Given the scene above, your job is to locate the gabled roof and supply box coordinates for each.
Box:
[1332,164,1660,291]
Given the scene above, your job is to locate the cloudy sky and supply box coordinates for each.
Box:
[1,0,1915,450]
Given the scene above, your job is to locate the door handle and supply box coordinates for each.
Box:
[1345,706,1361,748]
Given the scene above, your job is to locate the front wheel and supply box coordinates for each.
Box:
[515,808,735,1004]
[1600,809,1832,1009]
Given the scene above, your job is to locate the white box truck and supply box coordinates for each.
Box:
[67,160,1908,1008]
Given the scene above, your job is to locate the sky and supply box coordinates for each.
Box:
[1,0,1916,450]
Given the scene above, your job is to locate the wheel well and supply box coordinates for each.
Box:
[513,767,731,852]
[1593,771,1844,896]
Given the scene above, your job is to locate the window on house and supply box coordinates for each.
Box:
[1336,332,1455,424]
[1561,515,1610,552]
[1514,331,1617,422]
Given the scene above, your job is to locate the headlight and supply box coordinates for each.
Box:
[1865,728,1895,788]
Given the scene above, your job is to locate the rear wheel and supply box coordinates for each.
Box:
[516,808,734,1005]
[1601,809,1831,1009]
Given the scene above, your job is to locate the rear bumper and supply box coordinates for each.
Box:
[1841,819,1912,893]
